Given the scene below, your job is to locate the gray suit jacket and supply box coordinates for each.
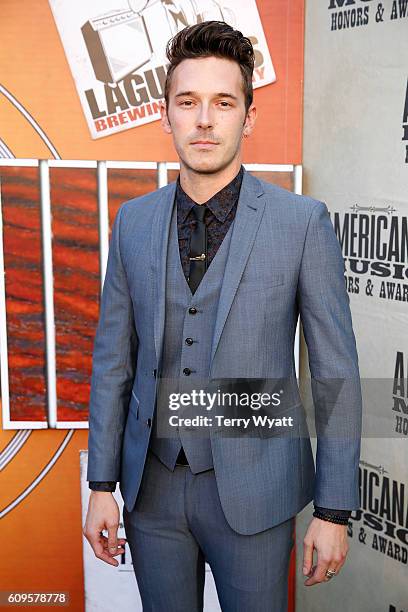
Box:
[87,169,362,535]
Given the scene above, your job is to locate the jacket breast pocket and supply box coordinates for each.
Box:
[238,272,285,294]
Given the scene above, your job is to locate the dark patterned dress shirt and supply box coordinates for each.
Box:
[89,166,351,524]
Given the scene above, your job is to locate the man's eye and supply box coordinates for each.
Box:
[219,101,231,107]
[180,100,193,106]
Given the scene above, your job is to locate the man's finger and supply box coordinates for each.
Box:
[302,540,314,575]
[95,548,120,566]
[88,532,120,566]
[102,536,127,555]
[334,556,346,575]
[304,560,331,586]
[102,537,127,547]
[107,524,119,555]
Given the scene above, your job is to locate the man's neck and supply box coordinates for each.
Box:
[179,160,242,204]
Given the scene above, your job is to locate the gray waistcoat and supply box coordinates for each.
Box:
[149,196,234,473]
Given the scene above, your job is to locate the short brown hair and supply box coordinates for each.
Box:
[164,21,255,113]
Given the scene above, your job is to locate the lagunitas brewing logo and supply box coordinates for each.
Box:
[49,0,276,139]
[351,461,408,566]
[327,207,408,302]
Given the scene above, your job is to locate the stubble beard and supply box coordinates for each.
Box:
[178,139,243,177]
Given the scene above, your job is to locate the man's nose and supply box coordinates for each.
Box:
[196,104,214,130]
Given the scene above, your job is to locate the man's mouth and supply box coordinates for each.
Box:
[190,140,219,148]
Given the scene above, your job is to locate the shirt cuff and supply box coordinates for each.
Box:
[88,481,117,492]
[313,506,351,525]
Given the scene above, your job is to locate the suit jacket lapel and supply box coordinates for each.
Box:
[151,182,176,368]
[209,170,266,370]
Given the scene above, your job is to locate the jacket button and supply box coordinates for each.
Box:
[188,307,197,314]
[185,337,193,345]
[146,418,152,427]
[183,367,191,376]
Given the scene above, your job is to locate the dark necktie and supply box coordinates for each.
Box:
[188,203,208,294]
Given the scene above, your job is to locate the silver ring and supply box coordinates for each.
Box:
[325,568,337,579]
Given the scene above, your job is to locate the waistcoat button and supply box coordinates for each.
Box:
[183,367,191,376]
[188,307,197,314]
[185,337,193,345]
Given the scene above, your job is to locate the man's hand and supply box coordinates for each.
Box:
[302,517,349,586]
[83,492,127,567]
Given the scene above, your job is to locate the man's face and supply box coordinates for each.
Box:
[161,56,256,174]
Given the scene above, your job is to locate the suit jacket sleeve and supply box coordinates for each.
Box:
[87,203,138,482]
[297,201,362,510]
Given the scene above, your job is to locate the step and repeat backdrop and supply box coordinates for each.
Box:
[0,1,304,610]
[297,2,407,612]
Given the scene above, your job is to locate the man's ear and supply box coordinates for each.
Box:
[160,101,172,134]
[242,103,257,138]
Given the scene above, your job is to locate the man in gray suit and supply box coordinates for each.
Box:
[83,21,362,611]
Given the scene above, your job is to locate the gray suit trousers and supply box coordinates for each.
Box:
[123,449,295,612]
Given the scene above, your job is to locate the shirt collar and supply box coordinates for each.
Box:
[176,165,244,224]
